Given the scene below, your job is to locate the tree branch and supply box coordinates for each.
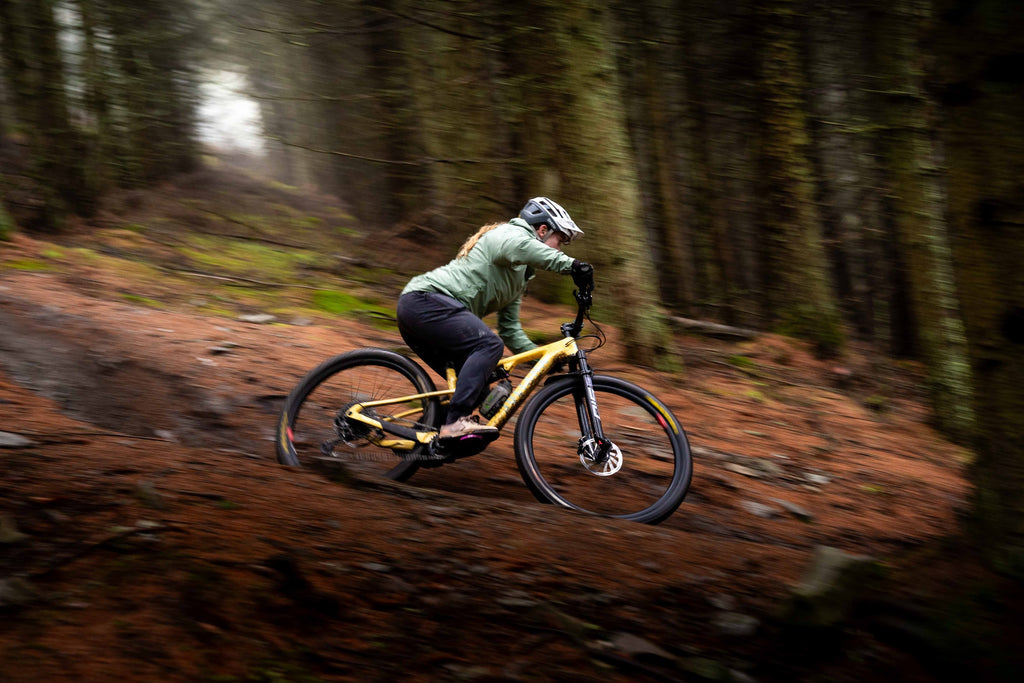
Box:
[268,136,521,167]
[668,316,759,340]
[384,8,485,40]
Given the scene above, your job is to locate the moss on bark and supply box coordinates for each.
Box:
[544,0,672,366]
[874,0,975,441]
[938,0,1024,575]
[758,0,845,357]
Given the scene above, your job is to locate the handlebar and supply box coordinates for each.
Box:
[561,287,592,339]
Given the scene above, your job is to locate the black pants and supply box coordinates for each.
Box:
[396,291,504,424]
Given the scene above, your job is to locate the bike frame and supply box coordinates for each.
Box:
[345,290,611,461]
[343,334,586,451]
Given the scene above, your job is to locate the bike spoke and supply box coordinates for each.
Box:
[279,352,440,482]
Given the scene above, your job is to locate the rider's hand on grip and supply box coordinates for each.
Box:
[571,260,594,293]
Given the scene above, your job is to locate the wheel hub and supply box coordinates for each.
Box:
[579,437,622,476]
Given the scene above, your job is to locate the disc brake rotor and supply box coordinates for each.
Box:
[579,438,623,476]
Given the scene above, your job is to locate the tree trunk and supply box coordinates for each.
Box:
[543,0,671,365]
[77,0,116,195]
[757,0,844,355]
[494,0,565,206]
[247,47,305,187]
[873,0,974,441]
[360,0,427,227]
[0,53,13,137]
[399,0,513,239]
[103,0,199,184]
[936,0,1024,576]
[0,0,95,227]
[614,0,696,312]
[805,0,877,341]
[664,0,765,328]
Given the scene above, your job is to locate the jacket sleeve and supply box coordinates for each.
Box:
[495,230,576,274]
[496,296,536,354]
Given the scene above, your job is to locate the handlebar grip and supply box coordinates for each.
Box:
[571,260,594,291]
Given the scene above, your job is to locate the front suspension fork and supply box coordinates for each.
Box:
[572,352,612,463]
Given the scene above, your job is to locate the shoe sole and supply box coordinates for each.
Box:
[438,430,498,443]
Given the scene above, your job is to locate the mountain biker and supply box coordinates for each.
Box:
[396,197,595,441]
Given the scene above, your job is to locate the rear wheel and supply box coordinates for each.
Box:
[276,349,441,482]
[514,375,692,524]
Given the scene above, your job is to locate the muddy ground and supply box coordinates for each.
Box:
[0,168,1017,682]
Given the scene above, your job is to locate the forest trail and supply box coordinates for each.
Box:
[0,167,975,681]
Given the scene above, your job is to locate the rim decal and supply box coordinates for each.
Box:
[647,397,678,435]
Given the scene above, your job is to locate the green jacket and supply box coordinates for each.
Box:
[402,218,576,353]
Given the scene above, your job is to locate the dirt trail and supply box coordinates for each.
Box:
[0,183,974,681]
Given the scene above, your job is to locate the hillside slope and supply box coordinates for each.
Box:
[0,166,992,681]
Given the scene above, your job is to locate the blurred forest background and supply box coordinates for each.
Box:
[1,0,1023,577]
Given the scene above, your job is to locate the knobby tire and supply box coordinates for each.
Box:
[276,348,441,482]
[513,375,692,524]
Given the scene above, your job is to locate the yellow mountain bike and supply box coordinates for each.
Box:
[276,290,692,524]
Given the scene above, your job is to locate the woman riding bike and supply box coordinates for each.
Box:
[396,197,595,442]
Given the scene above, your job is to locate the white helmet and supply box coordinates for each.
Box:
[520,197,584,243]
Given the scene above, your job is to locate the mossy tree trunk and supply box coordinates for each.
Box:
[691,0,763,328]
[401,0,517,242]
[805,1,887,344]
[357,0,430,227]
[0,62,11,136]
[496,2,562,201]
[0,0,95,228]
[757,0,844,355]
[936,0,1024,576]
[247,42,311,188]
[77,0,118,196]
[873,0,974,441]
[541,0,670,365]
[311,1,396,217]
[614,0,696,313]
[101,0,201,185]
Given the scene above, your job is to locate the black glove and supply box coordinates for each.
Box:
[571,260,594,291]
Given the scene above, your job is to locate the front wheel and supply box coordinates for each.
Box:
[276,348,442,482]
[514,375,692,524]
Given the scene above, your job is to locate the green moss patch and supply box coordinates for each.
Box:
[3,258,55,272]
[179,236,318,280]
[727,355,757,370]
[119,293,165,308]
[0,206,16,241]
[312,290,374,314]
[311,290,396,330]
